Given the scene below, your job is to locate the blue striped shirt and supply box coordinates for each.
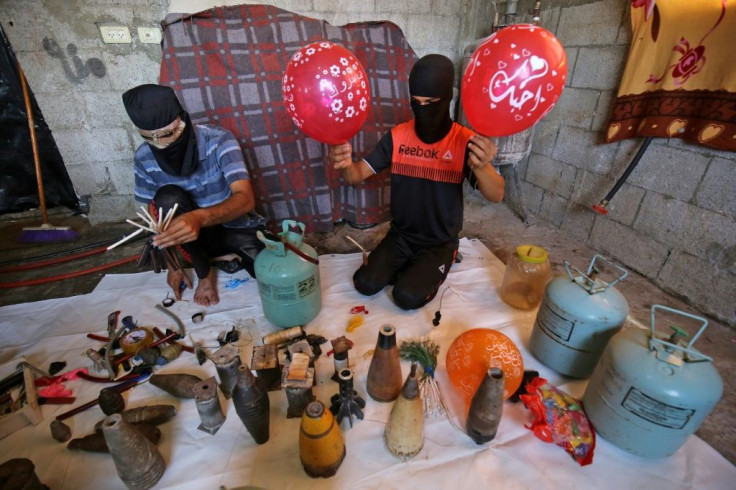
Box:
[133,124,265,229]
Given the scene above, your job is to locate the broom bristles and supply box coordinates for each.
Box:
[19,223,80,243]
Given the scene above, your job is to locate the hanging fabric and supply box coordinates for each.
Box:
[605,0,736,152]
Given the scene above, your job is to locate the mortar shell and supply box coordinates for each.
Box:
[299,401,345,478]
[212,344,241,399]
[149,373,202,399]
[232,365,270,444]
[366,324,403,402]
[94,405,176,431]
[68,423,161,453]
[102,413,166,490]
[467,368,504,444]
[384,364,424,458]
[193,376,226,435]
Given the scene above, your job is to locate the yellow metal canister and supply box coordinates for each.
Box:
[299,401,345,478]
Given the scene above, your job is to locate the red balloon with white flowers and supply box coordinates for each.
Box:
[282,41,371,145]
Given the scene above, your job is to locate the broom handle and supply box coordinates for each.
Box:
[18,63,48,225]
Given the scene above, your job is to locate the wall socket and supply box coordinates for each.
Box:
[99,26,131,44]
[138,27,162,44]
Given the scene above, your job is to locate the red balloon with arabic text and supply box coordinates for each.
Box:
[282,41,371,145]
[461,24,567,137]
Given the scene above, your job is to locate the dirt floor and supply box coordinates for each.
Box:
[1,194,733,465]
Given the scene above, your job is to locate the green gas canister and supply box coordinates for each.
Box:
[254,220,321,328]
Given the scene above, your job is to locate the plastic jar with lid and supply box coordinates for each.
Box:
[500,245,550,310]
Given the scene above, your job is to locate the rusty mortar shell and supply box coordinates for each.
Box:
[98,387,126,416]
[211,343,241,399]
[94,405,177,431]
[466,367,505,444]
[193,376,226,435]
[232,365,270,444]
[68,423,161,453]
[101,413,166,490]
[149,373,202,399]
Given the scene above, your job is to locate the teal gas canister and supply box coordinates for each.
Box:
[529,255,629,377]
[582,305,723,458]
[254,220,321,328]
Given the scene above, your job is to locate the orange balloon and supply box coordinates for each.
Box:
[445,328,524,405]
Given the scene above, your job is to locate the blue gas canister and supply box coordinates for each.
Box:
[582,305,723,458]
[529,255,629,378]
[254,220,322,328]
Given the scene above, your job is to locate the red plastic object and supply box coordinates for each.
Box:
[591,203,609,215]
[461,24,567,137]
[519,377,595,466]
[282,41,371,144]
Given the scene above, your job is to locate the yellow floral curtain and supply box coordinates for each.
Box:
[605,0,736,151]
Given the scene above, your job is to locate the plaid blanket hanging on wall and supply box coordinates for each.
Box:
[159,5,417,232]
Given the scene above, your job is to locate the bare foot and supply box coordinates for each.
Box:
[194,268,219,306]
[167,269,192,300]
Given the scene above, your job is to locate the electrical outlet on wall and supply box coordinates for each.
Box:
[99,26,132,44]
[138,27,162,44]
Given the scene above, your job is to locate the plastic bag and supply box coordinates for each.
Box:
[519,377,595,466]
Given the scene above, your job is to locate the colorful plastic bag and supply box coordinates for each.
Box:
[520,377,595,466]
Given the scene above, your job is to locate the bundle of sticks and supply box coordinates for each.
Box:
[119,204,182,273]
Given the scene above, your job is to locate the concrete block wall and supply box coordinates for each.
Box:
[500,0,736,327]
[2,0,492,223]
[2,0,733,326]
[1,0,166,220]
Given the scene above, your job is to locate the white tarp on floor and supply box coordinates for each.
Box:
[0,238,733,489]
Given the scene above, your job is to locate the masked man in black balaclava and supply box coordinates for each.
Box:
[328,54,504,310]
[122,84,265,307]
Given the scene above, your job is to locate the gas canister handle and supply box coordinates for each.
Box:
[648,304,713,362]
[563,254,628,292]
[281,220,306,246]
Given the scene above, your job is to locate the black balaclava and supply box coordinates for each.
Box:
[122,84,198,176]
[408,54,454,144]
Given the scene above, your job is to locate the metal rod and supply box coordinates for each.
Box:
[18,63,47,224]
[126,219,156,234]
[107,228,145,251]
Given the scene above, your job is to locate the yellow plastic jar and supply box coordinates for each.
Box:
[500,245,550,310]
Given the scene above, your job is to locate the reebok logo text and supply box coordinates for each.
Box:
[398,144,439,159]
